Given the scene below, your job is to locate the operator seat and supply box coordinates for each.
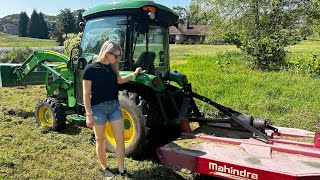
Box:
[133,51,156,74]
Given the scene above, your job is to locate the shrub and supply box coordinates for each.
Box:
[290,54,320,76]
[50,26,65,46]
[63,33,81,56]
[224,32,286,70]
[245,37,286,70]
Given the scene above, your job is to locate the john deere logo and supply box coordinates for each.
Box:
[208,162,258,180]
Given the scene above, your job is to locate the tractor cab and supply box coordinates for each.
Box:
[75,0,179,106]
[79,1,178,77]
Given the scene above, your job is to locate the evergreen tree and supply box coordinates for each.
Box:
[28,10,41,38]
[38,12,49,39]
[18,12,29,37]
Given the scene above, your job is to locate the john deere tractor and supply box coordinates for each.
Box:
[1,0,275,160]
[2,0,188,159]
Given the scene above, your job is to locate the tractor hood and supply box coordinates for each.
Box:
[82,0,179,26]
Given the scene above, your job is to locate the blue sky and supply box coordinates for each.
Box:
[0,0,190,18]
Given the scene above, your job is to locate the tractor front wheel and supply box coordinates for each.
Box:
[35,97,66,131]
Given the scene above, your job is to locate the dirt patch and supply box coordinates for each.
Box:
[245,157,262,165]
[192,125,253,139]
[301,161,320,169]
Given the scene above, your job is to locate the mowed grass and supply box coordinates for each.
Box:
[0,86,188,179]
[1,41,320,179]
[0,32,58,47]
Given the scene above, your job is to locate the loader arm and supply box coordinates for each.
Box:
[13,50,76,108]
[14,50,71,84]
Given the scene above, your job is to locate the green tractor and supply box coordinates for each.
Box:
[7,0,190,159]
[1,0,278,161]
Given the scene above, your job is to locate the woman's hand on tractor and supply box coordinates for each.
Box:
[86,113,94,128]
[133,67,142,77]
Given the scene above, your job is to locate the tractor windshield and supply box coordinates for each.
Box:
[132,24,169,76]
[80,16,126,64]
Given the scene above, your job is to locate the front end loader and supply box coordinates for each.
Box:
[0,0,319,179]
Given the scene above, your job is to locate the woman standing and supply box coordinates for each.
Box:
[83,40,141,179]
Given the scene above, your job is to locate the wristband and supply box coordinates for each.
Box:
[86,113,93,116]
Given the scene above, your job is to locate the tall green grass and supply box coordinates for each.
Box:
[171,50,320,131]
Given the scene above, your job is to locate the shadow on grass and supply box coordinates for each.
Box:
[3,109,34,119]
[130,165,187,180]
[59,120,86,135]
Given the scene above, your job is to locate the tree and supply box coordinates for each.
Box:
[18,12,29,37]
[188,0,212,25]
[57,8,76,38]
[28,9,41,38]
[306,0,320,40]
[38,12,49,39]
[50,24,64,46]
[74,9,85,33]
[172,6,188,22]
[200,0,312,69]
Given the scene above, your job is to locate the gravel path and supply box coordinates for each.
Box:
[0,46,64,54]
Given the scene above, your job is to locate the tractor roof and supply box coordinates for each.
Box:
[83,0,178,26]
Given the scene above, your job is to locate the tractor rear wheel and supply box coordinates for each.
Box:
[104,90,148,159]
[35,97,66,131]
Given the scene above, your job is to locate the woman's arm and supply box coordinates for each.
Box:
[83,79,94,128]
[116,63,142,84]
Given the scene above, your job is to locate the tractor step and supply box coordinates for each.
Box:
[157,125,320,180]
[68,114,86,121]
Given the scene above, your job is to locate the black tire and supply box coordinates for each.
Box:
[105,90,148,159]
[35,97,66,131]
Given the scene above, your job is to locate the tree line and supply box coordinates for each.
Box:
[18,8,85,44]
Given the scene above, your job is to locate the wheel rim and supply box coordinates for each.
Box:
[105,108,135,147]
[38,106,53,126]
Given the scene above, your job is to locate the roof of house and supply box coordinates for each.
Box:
[169,26,185,35]
[169,23,210,36]
[0,18,18,26]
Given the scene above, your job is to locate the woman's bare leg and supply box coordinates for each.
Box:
[93,124,108,169]
[109,119,125,172]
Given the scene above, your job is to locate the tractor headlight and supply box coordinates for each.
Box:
[148,12,155,20]
[143,6,157,20]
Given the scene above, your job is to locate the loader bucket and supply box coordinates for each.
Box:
[0,63,53,87]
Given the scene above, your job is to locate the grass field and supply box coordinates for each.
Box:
[0,32,58,47]
[1,41,320,179]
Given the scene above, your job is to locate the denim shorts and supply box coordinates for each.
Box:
[91,100,123,125]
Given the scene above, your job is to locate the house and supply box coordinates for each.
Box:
[169,21,210,44]
[2,23,18,35]
[0,18,18,35]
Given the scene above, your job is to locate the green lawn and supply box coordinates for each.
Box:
[0,32,58,47]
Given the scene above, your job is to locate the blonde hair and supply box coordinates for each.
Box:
[97,40,122,74]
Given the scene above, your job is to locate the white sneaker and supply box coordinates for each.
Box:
[104,167,115,180]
